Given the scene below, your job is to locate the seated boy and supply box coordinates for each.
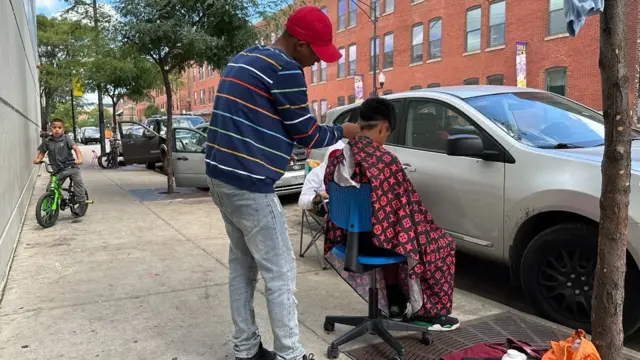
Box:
[323,98,459,331]
[33,118,87,205]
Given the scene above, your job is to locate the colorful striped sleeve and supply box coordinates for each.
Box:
[271,67,343,149]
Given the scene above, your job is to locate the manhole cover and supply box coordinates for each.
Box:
[344,311,638,360]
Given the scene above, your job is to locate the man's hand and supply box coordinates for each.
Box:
[319,192,329,199]
[75,159,83,165]
[341,123,361,139]
[32,159,40,165]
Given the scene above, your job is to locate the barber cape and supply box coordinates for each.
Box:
[323,136,456,317]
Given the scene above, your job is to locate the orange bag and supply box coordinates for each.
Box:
[542,330,600,360]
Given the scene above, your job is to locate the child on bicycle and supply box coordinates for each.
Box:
[33,118,87,204]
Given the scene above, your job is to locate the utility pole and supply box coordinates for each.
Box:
[372,0,378,97]
[70,87,77,142]
[92,0,106,155]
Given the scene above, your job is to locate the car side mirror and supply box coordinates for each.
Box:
[446,134,484,158]
[143,129,156,139]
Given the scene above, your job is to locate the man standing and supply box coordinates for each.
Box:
[205,6,360,360]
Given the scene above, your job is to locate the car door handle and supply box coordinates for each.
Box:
[402,163,416,172]
[176,156,188,161]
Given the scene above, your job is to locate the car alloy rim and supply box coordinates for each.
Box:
[538,247,596,324]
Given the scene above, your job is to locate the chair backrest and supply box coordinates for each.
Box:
[327,182,372,232]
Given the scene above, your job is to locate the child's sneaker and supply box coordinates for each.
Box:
[409,315,460,331]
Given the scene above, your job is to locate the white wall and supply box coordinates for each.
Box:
[0,0,41,286]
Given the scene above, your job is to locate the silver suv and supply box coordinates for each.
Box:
[310,86,640,334]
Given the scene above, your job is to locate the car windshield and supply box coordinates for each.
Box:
[85,128,99,135]
[465,92,606,148]
[179,116,206,127]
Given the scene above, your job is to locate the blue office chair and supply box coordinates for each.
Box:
[323,182,433,360]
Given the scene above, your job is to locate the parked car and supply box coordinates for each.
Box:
[310,86,640,334]
[118,120,307,194]
[145,115,206,135]
[80,127,101,145]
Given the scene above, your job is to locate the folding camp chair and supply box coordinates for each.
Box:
[299,160,329,269]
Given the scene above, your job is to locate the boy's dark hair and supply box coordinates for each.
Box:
[359,97,396,132]
[50,118,64,126]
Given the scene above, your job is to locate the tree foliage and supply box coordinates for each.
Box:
[144,104,162,119]
[115,0,265,193]
[37,15,91,129]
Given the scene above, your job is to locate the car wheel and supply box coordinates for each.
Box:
[520,222,640,335]
[161,153,169,176]
[145,162,156,170]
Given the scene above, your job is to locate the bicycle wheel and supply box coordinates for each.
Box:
[70,190,90,218]
[98,153,108,169]
[36,191,59,228]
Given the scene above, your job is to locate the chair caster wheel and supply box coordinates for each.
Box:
[391,355,404,360]
[421,332,433,345]
[327,345,339,359]
[324,320,335,332]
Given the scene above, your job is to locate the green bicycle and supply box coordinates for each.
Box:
[35,161,92,228]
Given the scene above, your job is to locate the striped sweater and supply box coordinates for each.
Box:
[205,46,344,193]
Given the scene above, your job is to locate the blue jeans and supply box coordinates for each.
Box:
[208,177,305,360]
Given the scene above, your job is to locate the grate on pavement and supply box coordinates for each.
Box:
[344,311,638,360]
[127,187,209,202]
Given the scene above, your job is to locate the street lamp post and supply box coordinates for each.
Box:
[351,0,379,96]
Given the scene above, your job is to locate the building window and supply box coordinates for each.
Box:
[383,32,393,69]
[311,63,318,83]
[337,0,346,30]
[348,95,356,104]
[193,91,197,104]
[410,85,422,90]
[488,1,505,47]
[193,69,196,82]
[411,23,423,64]
[320,99,328,123]
[545,67,567,96]
[348,0,357,27]
[311,100,318,116]
[200,89,205,105]
[337,47,346,78]
[211,87,215,103]
[337,96,346,106]
[385,0,394,13]
[548,0,565,36]
[371,0,380,18]
[370,36,379,72]
[428,18,441,59]
[207,88,211,104]
[427,83,441,88]
[466,7,481,52]
[199,66,205,81]
[348,44,357,76]
[320,61,327,82]
[463,77,480,85]
[487,74,504,85]
[382,90,393,95]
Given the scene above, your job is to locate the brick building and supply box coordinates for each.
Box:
[121,0,639,123]
[305,0,639,118]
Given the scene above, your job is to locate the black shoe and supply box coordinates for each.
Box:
[236,342,276,360]
[409,315,460,331]
[303,354,315,360]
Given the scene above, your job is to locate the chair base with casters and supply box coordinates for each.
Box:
[323,244,433,360]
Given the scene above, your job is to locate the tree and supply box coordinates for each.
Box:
[116,0,261,193]
[256,0,319,43]
[591,1,634,359]
[88,43,159,165]
[144,104,162,119]
[37,15,90,130]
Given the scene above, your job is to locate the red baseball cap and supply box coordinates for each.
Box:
[286,6,342,63]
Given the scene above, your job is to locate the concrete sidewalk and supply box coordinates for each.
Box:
[0,165,597,359]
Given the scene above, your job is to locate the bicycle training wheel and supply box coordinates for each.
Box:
[36,191,59,228]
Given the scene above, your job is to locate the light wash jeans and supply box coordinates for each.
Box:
[208,177,305,360]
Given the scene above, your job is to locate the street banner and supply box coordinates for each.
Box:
[515,41,527,88]
[73,78,84,97]
[354,74,364,102]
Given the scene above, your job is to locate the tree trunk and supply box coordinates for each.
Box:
[591,1,632,358]
[162,70,175,194]
[111,100,119,168]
